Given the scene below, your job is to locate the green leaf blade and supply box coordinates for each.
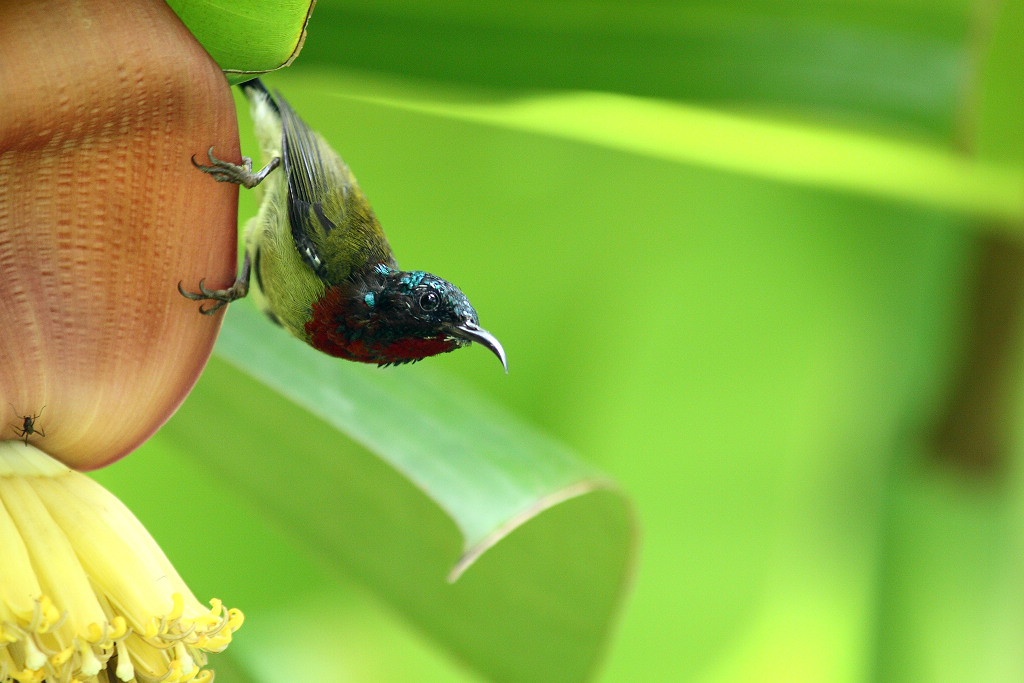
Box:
[156,303,636,681]
[167,0,315,80]
[213,304,612,554]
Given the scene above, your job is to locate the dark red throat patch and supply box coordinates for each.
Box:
[305,286,459,365]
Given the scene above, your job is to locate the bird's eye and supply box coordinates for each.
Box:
[419,290,440,311]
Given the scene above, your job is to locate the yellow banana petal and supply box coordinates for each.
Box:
[0,443,243,683]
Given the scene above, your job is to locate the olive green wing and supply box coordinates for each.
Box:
[276,90,396,285]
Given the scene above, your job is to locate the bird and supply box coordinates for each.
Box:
[180,78,506,371]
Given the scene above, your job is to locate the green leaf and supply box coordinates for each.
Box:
[302,71,1024,223]
[147,303,635,682]
[166,0,314,81]
[301,0,970,137]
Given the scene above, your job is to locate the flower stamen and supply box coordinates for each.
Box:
[0,444,242,682]
[114,639,134,682]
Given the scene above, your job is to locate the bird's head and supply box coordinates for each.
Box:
[307,264,507,370]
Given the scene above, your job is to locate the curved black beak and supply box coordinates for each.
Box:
[452,320,508,373]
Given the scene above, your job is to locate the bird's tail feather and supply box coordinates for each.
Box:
[239,78,278,113]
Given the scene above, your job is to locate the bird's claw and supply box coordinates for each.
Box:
[191,146,279,188]
[177,278,249,316]
[190,146,251,184]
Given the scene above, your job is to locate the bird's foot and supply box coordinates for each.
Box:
[177,277,250,315]
[191,146,280,189]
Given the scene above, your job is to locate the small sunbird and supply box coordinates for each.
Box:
[180,79,506,371]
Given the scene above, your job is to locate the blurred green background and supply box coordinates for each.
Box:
[96,0,1024,680]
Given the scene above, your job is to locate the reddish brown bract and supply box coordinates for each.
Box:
[0,0,240,469]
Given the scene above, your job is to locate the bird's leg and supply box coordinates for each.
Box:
[178,251,252,316]
[191,146,280,189]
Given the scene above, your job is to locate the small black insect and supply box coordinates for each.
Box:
[10,404,45,446]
